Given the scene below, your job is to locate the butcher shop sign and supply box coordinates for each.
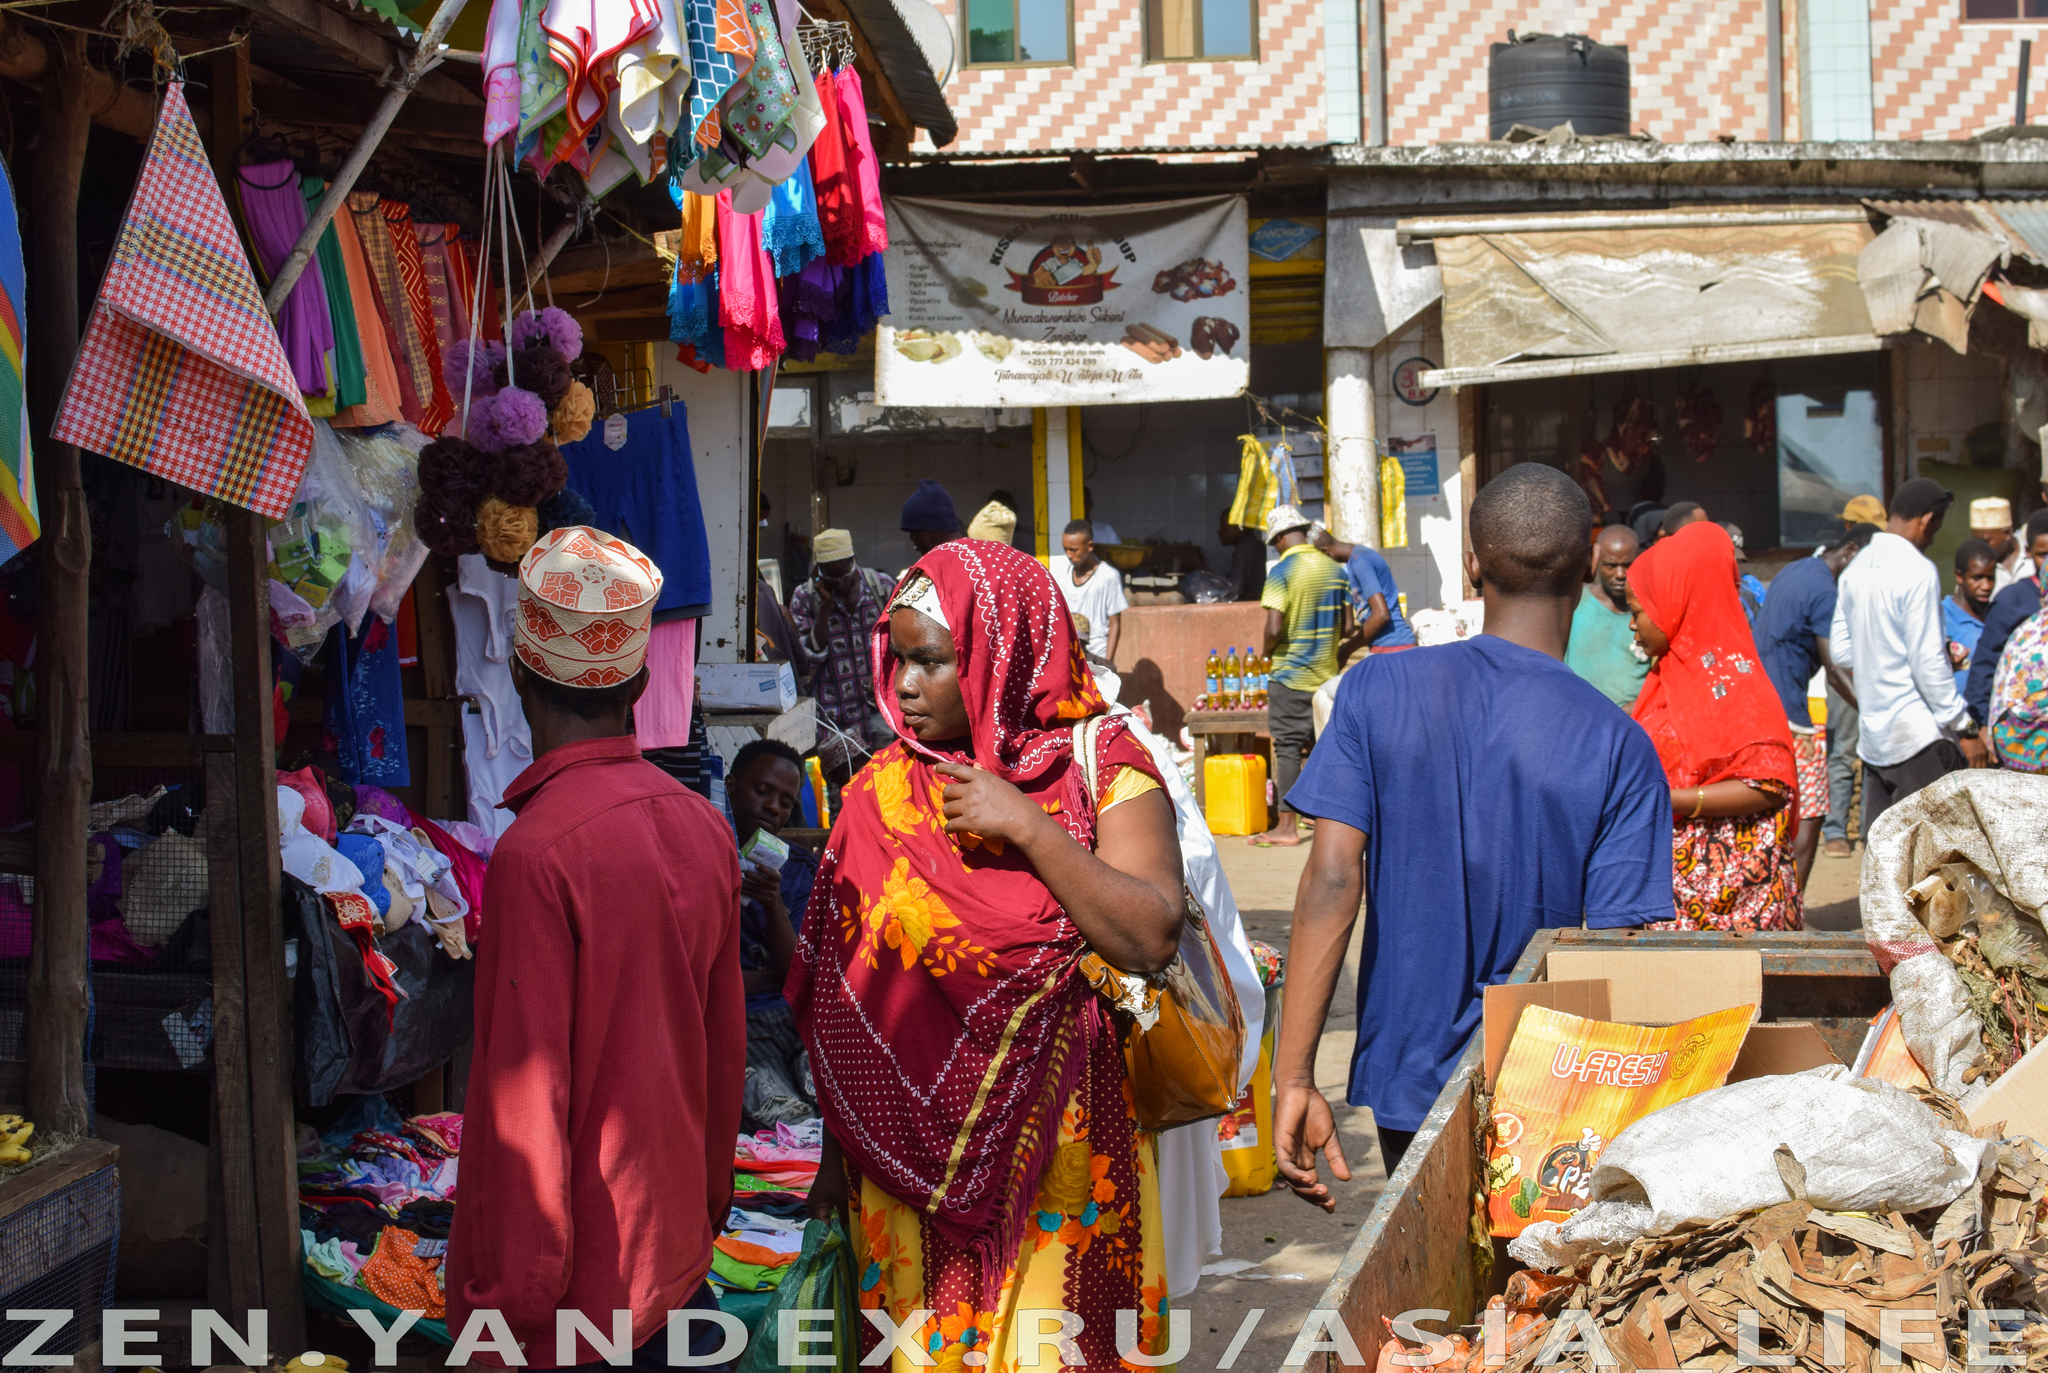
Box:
[876,195,1251,408]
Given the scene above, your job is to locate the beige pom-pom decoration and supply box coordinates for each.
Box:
[475,494,540,564]
[550,380,596,444]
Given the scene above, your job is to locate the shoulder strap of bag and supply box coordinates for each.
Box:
[1070,716,1105,811]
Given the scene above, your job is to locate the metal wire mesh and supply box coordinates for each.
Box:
[0,1160,120,1372]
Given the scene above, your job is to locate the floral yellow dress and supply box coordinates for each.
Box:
[842,760,1174,1372]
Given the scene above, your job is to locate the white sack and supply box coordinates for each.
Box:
[1860,771,2048,1097]
[1509,1068,1991,1270]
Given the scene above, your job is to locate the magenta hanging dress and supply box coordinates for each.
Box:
[236,160,336,396]
[715,189,785,372]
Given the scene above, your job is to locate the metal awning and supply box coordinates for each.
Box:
[838,0,958,147]
[1864,198,2048,264]
[1419,212,1881,390]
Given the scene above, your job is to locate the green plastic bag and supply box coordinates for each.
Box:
[735,1217,860,1373]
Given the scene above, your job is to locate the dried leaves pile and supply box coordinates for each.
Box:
[1907,862,2048,1079]
[1396,1094,2048,1373]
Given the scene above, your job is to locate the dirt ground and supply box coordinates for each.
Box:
[1186,828,1868,1369]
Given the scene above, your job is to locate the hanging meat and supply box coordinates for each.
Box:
[1673,387,1724,464]
[1741,373,1777,458]
[1603,395,1658,475]
[1574,437,1613,516]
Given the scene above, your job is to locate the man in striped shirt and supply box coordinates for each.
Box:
[1256,504,1350,846]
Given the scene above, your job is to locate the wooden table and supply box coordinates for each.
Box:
[1183,707,1270,808]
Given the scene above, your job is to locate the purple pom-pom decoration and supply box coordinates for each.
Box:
[512,306,583,361]
[443,338,505,402]
[463,386,549,453]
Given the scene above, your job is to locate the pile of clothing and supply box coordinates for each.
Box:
[710,1118,821,1296]
[299,1096,462,1324]
[668,55,890,370]
[278,768,489,965]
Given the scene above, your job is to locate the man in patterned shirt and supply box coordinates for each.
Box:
[789,528,897,785]
[1256,504,1351,847]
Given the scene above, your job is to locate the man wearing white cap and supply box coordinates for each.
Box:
[1970,496,2030,595]
[448,527,745,1371]
[1254,503,1350,846]
[789,528,896,785]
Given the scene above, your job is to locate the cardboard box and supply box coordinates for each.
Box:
[1545,948,1763,1027]
[1967,1037,2048,1141]
[700,662,798,712]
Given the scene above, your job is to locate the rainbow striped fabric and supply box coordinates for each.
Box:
[0,155,36,559]
[51,82,311,517]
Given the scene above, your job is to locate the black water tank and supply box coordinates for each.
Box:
[1488,32,1630,139]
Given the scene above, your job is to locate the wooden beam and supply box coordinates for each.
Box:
[0,16,162,140]
[586,314,677,345]
[202,752,262,1316]
[209,40,304,1349]
[254,85,484,140]
[563,283,669,318]
[24,30,93,1142]
[217,0,478,106]
[546,237,666,295]
[261,0,477,312]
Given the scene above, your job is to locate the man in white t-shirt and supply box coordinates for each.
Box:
[1050,518,1129,703]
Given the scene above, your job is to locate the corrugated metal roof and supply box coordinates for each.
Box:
[840,0,958,148]
[1864,198,2048,263]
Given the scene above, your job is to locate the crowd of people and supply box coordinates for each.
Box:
[435,461,2048,1370]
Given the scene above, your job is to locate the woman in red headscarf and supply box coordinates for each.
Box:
[1628,520,1803,930]
[787,540,1186,1368]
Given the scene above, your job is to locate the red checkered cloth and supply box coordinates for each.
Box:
[50,82,311,517]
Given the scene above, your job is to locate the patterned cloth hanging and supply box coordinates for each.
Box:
[52,82,312,517]
[0,151,37,559]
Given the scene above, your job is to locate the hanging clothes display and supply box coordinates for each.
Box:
[51,82,313,518]
[557,404,713,618]
[304,177,371,413]
[0,149,38,560]
[324,615,411,789]
[235,160,336,398]
[383,201,456,434]
[328,206,407,428]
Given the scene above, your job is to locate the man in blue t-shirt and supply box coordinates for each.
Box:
[1314,525,1418,649]
[1274,464,1672,1202]
[1752,524,1871,887]
[730,738,820,1130]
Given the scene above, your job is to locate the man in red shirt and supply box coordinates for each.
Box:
[446,527,745,1370]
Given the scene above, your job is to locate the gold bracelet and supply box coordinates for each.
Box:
[1689,787,1706,819]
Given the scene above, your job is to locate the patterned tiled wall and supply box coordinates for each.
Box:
[912,0,1327,154]
[1871,3,2048,140]
[1382,1,1776,144]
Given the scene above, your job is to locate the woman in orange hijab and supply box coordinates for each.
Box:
[1628,520,1803,930]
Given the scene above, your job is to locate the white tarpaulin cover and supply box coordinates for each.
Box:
[1431,219,1879,382]
[877,195,1250,408]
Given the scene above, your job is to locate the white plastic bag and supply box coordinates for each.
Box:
[1860,771,2048,1097]
[1509,1067,1991,1270]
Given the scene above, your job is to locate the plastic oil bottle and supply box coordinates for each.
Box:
[1206,648,1222,706]
[1223,646,1242,709]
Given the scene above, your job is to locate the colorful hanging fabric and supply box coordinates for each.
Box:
[345,193,425,421]
[777,259,836,363]
[324,616,411,788]
[834,67,889,261]
[681,0,747,156]
[810,60,861,266]
[382,200,454,434]
[0,150,37,559]
[715,190,784,371]
[51,83,312,518]
[540,0,659,148]
[724,0,796,160]
[328,207,406,428]
[481,0,523,146]
[414,224,466,361]
[670,191,724,363]
[747,0,825,182]
[234,160,335,397]
[303,177,369,412]
[759,157,823,277]
[516,0,570,150]
[614,0,687,147]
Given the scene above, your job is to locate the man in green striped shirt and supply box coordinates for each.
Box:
[1257,504,1351,846]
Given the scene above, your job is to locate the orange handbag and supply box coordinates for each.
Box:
[1070,717,1247,1130]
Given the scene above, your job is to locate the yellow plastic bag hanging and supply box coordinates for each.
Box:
[1379,451,1408,549]
[1229,434,1275,529]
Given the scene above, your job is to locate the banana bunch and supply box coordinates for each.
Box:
[0,1114,34,1165]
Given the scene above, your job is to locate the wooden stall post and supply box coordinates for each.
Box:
[206,43,305,1351]
[23,30,95,1140]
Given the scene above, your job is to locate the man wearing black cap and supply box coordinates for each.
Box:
[1829,477,1988,831]
[901,479,963,556]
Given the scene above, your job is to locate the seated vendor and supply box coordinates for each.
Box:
[731,738,820,1130]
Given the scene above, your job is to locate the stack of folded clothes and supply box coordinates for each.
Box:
[299,1095,461,1331]
[710,1119,821,1297]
